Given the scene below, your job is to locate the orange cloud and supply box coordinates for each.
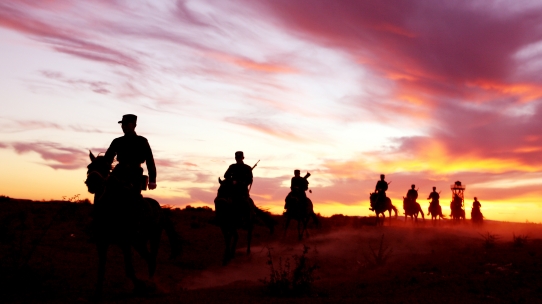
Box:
[467,81,542,103]
[207,52,297,74]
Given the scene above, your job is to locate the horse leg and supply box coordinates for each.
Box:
[297,219,304,240]
[230,229,239,260]
[162,211,181,259]
[221,228,231,265]
[283,217,291,238]
[96,241,108,297]
[247,226,252,255]
[120,243,145,293]
[304,216,312,239]
[149,228,163,278]
[133,240,153,278]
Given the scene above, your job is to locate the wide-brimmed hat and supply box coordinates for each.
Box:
[118,114,137,124]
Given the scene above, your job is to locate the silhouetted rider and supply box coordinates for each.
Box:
[104,114,156,194]
[427,187,440,208]
[405,184,418,210]
[291,170,309,199]
[472,197,481,210]
[370,174,388,211]
[224,151,253,200]
[407,184,418,201]
[285,170,309,211]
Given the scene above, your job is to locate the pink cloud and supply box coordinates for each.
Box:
[40,70,111,94]
[2,141,88,170]
[0,2,140,69]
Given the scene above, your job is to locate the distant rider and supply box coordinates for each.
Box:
[224,151,254,214]
[405,184,418,210]
[104,114,157,194]
[285,169,309,210]
[472,197,481,210]
[371,174,388,211]
[427,187,440,208]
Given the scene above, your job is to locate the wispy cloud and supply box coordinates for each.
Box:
[0,141,88,170]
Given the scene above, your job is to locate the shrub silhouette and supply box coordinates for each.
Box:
[261,245,319,296]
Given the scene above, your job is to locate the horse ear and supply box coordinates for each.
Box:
[218,177,222,184]
[89,150,96,162]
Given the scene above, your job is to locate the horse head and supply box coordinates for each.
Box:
[85,150,111,194]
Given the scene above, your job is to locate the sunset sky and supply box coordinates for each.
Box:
[2,0,542,222]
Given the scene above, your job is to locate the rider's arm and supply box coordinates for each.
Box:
[247,166,253,185]
[224,165,233,179]
[143,138,157,183]
[103,138,118,165]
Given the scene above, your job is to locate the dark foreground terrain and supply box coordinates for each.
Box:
[1,197,542,303]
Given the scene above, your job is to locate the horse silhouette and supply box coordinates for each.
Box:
[450,200,465,222]
[427,201,444,221]
[402,197,424,222]
[214,177,275,265]
[283,192,319,240]
[369,192,398,226]
[471,206,484,225]
[85,152,180,296]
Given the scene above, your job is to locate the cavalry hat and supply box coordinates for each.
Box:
[294,169,300,173]
[235,151,244,158]
[118,114,137,124]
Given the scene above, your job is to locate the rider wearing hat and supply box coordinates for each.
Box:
[224,151,253,200]
[405,184,418,210]
[104,114,157,194]
[371,174,389,211]
[285,169,309,211]
[427,186,440,208]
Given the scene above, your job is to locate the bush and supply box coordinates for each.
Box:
[479,232,500,249]
[513,233,528,248]
[362,234,393,268]
[261,245,319,296]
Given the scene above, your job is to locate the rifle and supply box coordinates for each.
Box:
[248,160,260,193]
[251,160,260,170]
[303,172,312,193]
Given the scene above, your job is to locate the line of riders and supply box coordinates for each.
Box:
[371,174,484,222]
[84,114,487,295]
[89,115,314,229]
[92,114,483,230]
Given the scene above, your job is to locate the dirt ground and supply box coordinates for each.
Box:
[1,198,542,303]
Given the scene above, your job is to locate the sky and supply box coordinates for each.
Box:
[2,0,542,222]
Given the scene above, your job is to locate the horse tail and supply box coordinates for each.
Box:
[254,207,277,234]
[161,207,182,259]
[392,205,398,218]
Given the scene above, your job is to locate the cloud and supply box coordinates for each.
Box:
[0,141,88,170]
[225,116,307,142]
[0,119,108,134]
[40,70,111,94]
[0,3,141,69]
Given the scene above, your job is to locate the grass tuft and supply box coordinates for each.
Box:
[363,234,393,268]
[513,233,528,248]
[479,232,500,249]
[261,245,319,296]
